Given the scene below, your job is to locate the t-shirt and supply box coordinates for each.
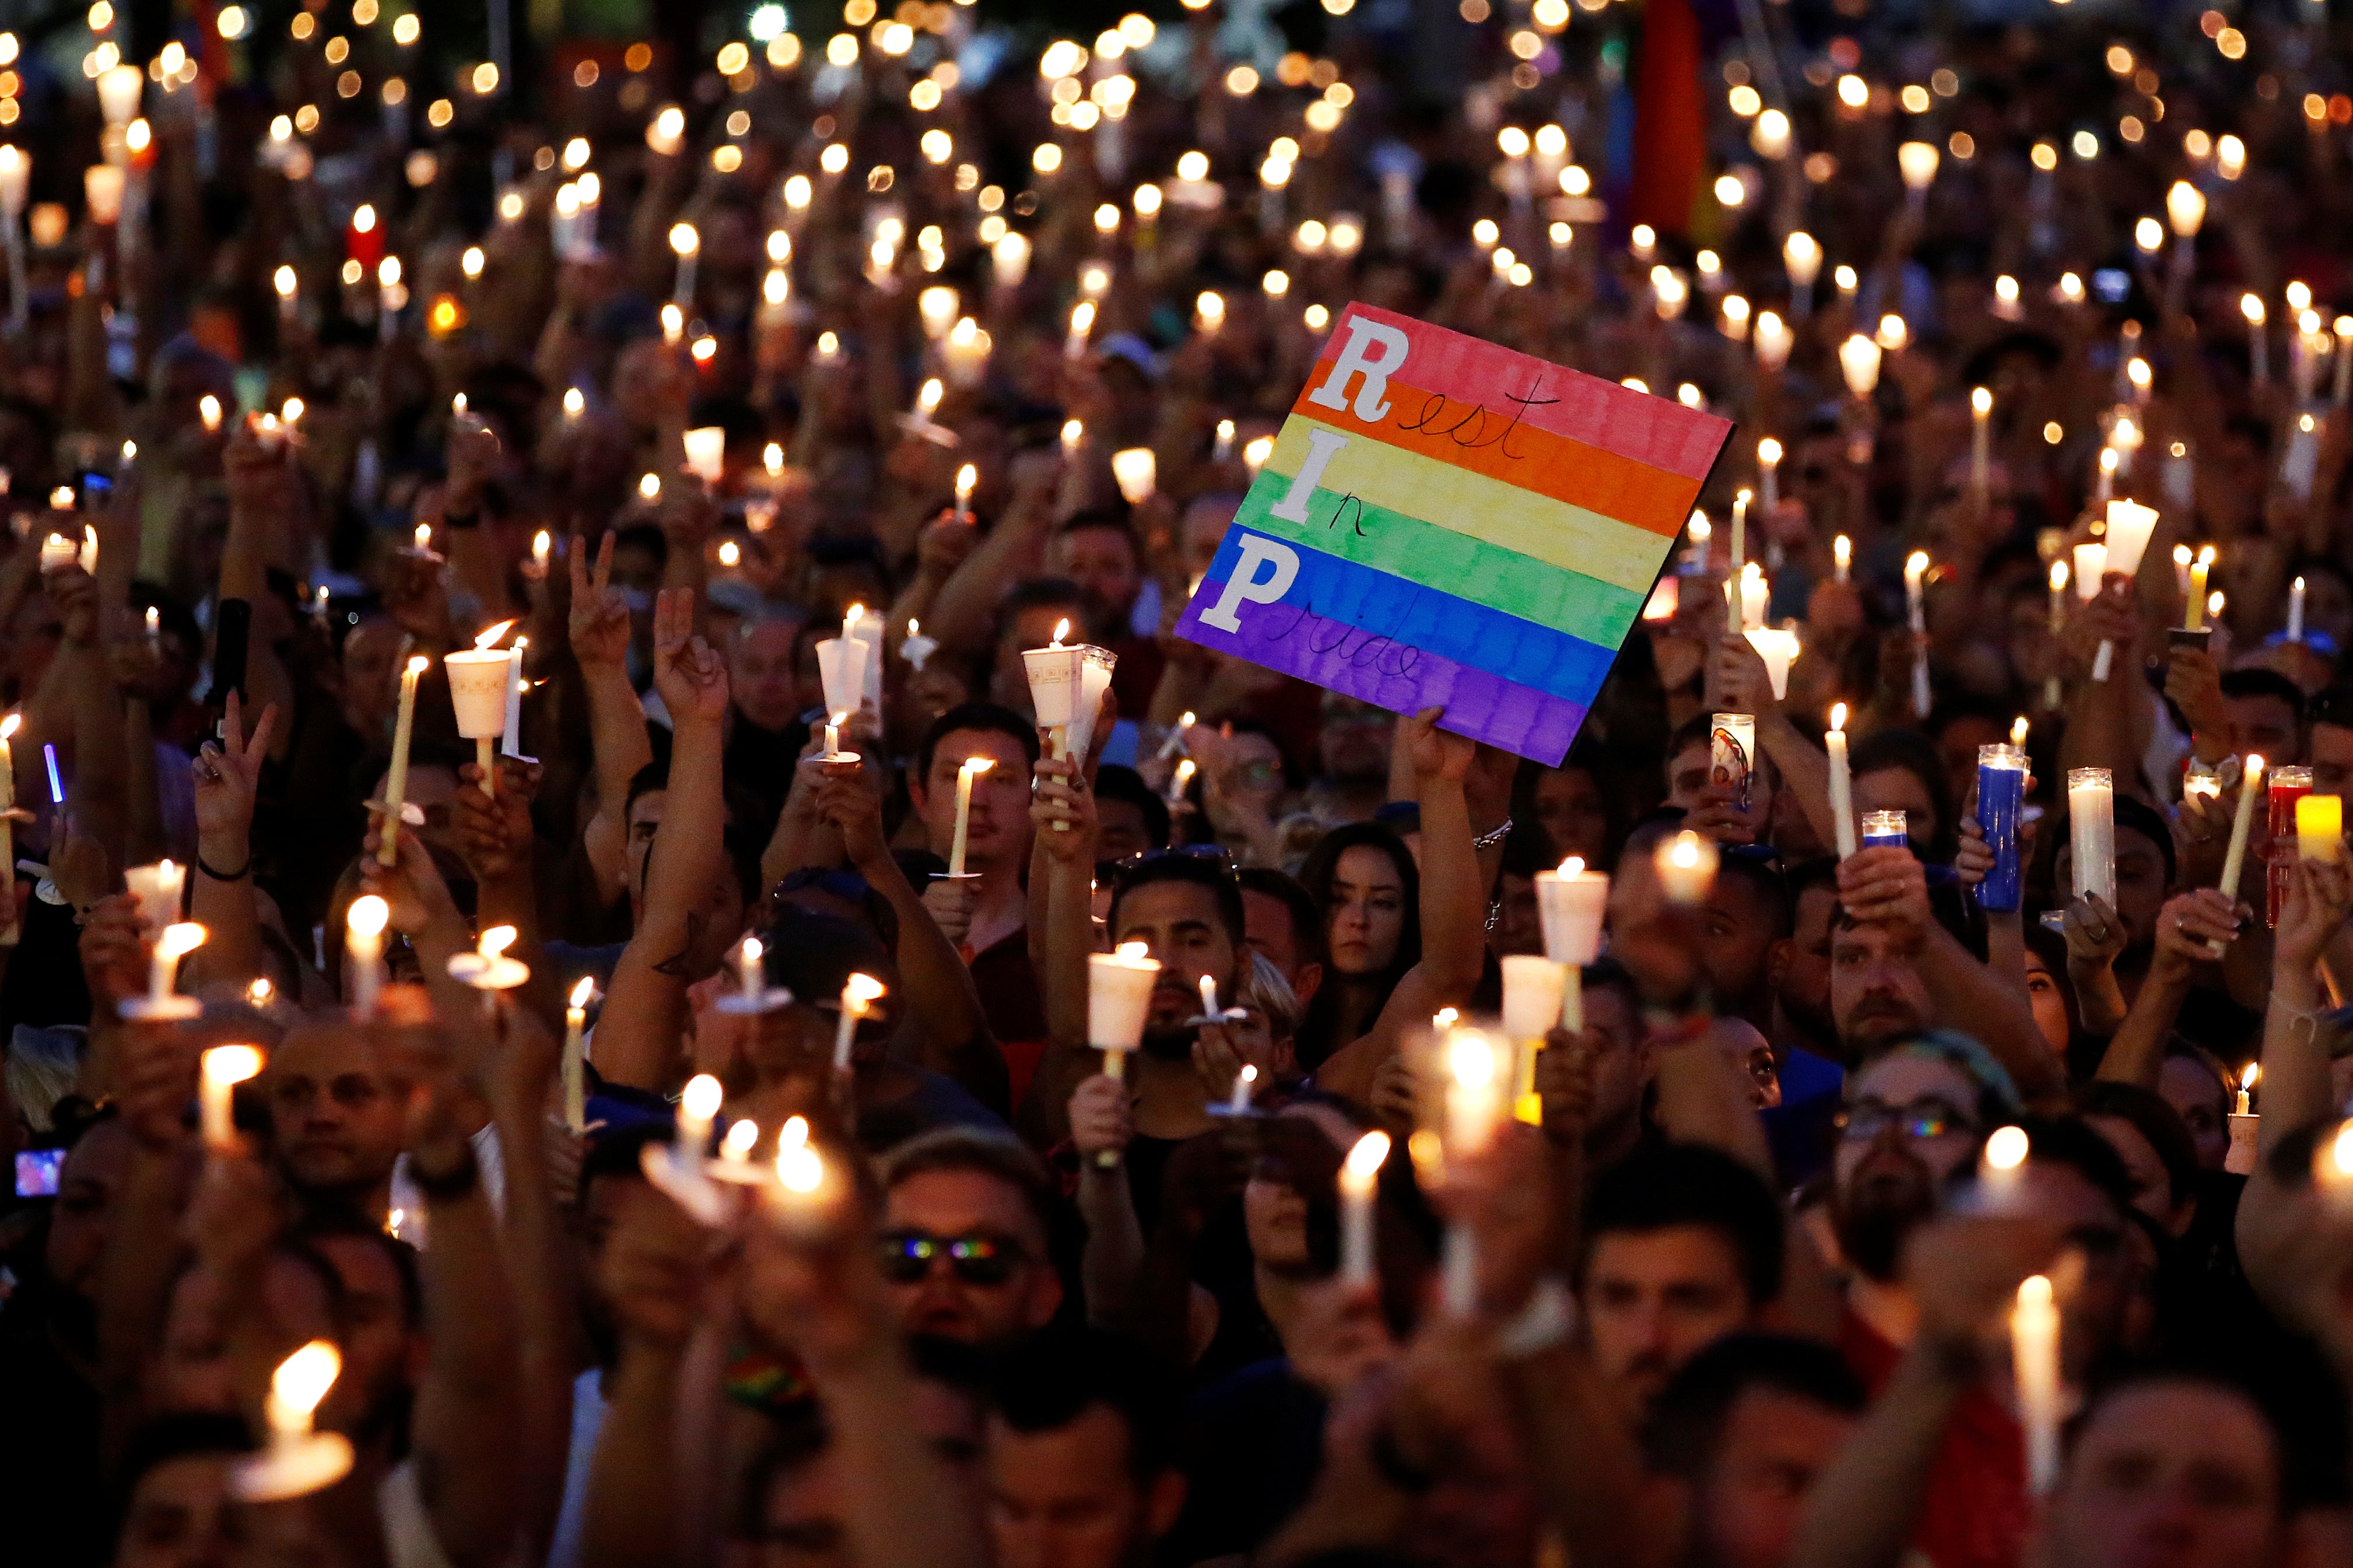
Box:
[1167,1359,1328,1565]
[963,927,1047,1104]
[1841,1310,2029,1568]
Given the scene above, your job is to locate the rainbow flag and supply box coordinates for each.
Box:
[1176,303,1732,763]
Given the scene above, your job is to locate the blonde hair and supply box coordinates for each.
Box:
[1235,950,1302,1043]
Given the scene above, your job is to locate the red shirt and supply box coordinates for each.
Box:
[962,927,1046,1107]
[1841,1309,2032,1568]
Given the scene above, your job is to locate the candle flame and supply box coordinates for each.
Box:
[1434,1007,1458,1031]
[570,976,595,1008]
[960,756,996,777]
[405,655,430,675]
[2012,716,2029,748]
[682,1074,724,1120]
[955,462,976,499]
[2018,1274,2053,1308]
[2332,1122,2353,1178]
[1051,618,1069,646]
[1342,1129,1392,1182]
[846,604,865,629]
[1670,834,1703,869]
[0,713,17,741]
[1448,1030,1495,1090]
[1972,385,1993,415]
[203,1043,264,1087]
[2246,754,2266,784]
[1116,941,1151,962]
[1984,1124,2031,1170]
[415,522,432,550]
[248,978,272,1005]
[1238,1064,1258,1086]
[2050,560,2070,592]
[722,1119,759,1158]
[348,895,389,938]
[479,924,517,959]
[1758,436,1783,465]
[272,1341,342,1419]
[1559,856,1584,877]
[2242,1061,2259,1092]
[1905,550,1930,579]
[845,971,887,1005]
[157,922,208,960]
[776,1114,823,1191]
[743,935,763,966]
[473,618,517,650]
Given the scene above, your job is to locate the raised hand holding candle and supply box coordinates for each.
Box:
[563,977,593,1134]
[379,656,429,865]
[2012,1276,2062,1495]
[200,1044,264,1152]
[1827,703,1858,860]
[1338,1131,1391,1285]
[948,757,993,876]
[2218,755,2266,905]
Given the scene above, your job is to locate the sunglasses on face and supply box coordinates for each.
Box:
[1839,1096,1979,1142]
[875,1230,1026,1286]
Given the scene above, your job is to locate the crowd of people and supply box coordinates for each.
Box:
[6,0,2353,1565]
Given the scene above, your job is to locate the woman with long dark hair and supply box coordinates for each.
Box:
[1292,822,1422,1071]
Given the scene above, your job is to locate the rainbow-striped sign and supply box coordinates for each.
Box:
[1176,303,1733,763]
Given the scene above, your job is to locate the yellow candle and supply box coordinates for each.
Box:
[563,977,593,1134]
[2298,793,2344,862]
[2219,755,2267,896]
[948,757,993,876]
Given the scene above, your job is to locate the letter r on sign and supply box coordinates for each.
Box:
[1198,535,1301,632]
[1305,317,1410,422]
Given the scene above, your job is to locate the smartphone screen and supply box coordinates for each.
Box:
[14,1148,64,1197]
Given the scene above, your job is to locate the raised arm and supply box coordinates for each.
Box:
[396,1025,524,1568]
[813,759,1008,1116]
[569,533,657,903]
[593,590,731,1093]
[1317,709,1485,1105]
[1018,755,1104,1145]
[2095,890,2240,1088]
[184,693,278,993]
[2257,858,2352,1152]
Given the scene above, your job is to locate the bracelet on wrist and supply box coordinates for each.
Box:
[197,848,252,882]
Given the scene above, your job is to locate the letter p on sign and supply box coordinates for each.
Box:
[1199,535,1301,632]
[1305,317,1410,422]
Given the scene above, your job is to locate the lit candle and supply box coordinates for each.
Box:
[2186,555,2211,630]
[682,426,724,485]
[2092,500,2159,683]
[2218,754,2266,903]
[1338,1131,1391,1285]
[1980,1124,2029,1209]
[1827,704,1858,860]
[446,621,517,797]
[2068,767,2118,906]
[200,1044,264,1152]
[1744,628,1798,700]
[1970,386,1993,498]
[563,976,593,1134]
[2244,294,2269,386]
[833,973,886,1071]
[2298,794,2344,862]
[675,1072,722,1161]
[1861,809,1909,850]
[380,656,428,866]
[902,618,937,671]
[124,860,188,933]
[346,895,387,1016]
[1227,1064,1258,1115]
[2012,1275,2062,1495]
[2290,576,2308,642]
[1978,743,2029,911]
[948,757,992,876]
[1111,447,1156,504]
[37,532,76,574]
[1655,830,1719,903]
[669,222,699,313]
[2227,1065,2259,1174]
[772,1115,825,1205]
[1088,941,1159,1085]
[1533,856,1608,1029]
[236,1341,353,1501]
[2267,767,2313,929]
[142,922,207,1012]
[1905,551,1930,633]
[719,1119,759,1174]
[1727,489,1747,583]
[1442,1029,1500,1316]
[0,712,15,932]
[955,462,976,523]
[1198,973,1220,1019]
[2046,559,2071,710]
[1737,563,1769,632]
[1832,534,1851,585]
[737,936,765,1008]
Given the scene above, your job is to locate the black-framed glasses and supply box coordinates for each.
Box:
[1837,1095,1980,1143]
[875,1230,1027,1286]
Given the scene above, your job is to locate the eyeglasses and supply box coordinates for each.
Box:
[875,1230,1027,1286]
[1838,1095,1979,1142]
